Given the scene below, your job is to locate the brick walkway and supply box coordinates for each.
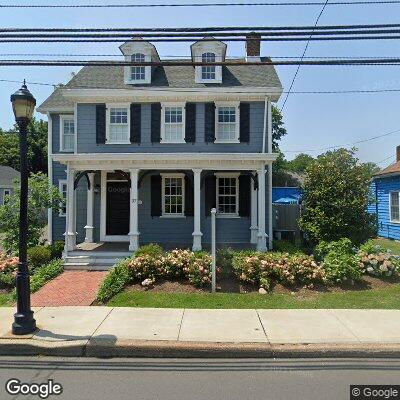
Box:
[31,271,107,307]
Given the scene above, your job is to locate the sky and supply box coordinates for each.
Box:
[0,0,399,167]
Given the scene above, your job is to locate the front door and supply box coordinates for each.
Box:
[106,181,130,235]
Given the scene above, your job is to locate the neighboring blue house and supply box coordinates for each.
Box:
[370,146,400,240]
[38,35,283,268]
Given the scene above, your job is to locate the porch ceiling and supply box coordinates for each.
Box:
[52,152,277,171]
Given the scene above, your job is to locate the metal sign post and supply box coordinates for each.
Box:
[211,208,217,293]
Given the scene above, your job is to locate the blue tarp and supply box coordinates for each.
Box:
[272,187,302,204]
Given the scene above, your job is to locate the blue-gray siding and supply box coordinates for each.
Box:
[75,102,265,154]
[371,176,400,240]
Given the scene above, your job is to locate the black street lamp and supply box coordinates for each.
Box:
[10,80,37,335]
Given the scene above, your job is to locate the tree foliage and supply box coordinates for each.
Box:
[286,153,315,173]
[0,118,48,174]
[271,105,287,150]
[0,173,63,253]
[299,148,376,245]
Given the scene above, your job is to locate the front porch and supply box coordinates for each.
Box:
[53,153,276,256]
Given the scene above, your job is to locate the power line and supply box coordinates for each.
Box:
[1,1,400,8]
[0,78,55,87]
[280,0,329,111]
[376,154,396,164]
[283,128,400,153]
[1,58,400,66]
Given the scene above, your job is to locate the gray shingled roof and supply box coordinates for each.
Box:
[0,166,20,186]
[39,58,282,111]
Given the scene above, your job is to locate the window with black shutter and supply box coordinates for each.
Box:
[150,174,162,217]
[151,103,161,143]
[204,102,216,143]
[184,175,194,216]
[239,102,250,143]
[96,104,106,144]
[185,103,196,143]
[130,103,141,143]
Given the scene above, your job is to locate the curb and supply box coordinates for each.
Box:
[1,340,400,358]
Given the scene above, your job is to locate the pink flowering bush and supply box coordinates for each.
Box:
[0,252,19,289]
[232,251,327,290]
[358,251,400,278]
[126,245,213,287]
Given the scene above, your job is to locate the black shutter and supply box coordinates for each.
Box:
[150,175,162,217]
[130,103,141,143]
[239,102,250,143]
[238,175,251,217]
[185,103,196,143]
[204,175,216,216]
[151,103,161,143]
[184,175,194,216]
[204,102,216,143]
[96,104,106,144]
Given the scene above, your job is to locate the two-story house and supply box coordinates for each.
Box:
[38,34,282,267]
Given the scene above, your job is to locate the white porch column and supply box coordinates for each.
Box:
[129,169,140,252]
[250,173,258,244]
[84,172,95,243]
[65,166,76,252]
[268,164,273,250]
[192,168,203,251]
[257,166,268,251]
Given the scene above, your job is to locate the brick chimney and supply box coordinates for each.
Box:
[246,32,261,62]
[396,145,400,162]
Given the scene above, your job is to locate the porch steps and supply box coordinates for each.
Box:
[64,251,132,271]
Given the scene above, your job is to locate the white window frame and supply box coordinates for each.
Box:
[389,191,400,223]
[215,102,240,144]
[59,114,75,152]
[106,103,131,144]
[124,51,151,84]
[160,102,186,144]
[201,52,216,80]
[130,53,146,81]
[59,180,67,217]
[161,173,185,218]
[215,173,240,218]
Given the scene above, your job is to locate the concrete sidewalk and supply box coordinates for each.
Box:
[1,307,400,358]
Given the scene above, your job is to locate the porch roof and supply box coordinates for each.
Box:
[52,152,277,171]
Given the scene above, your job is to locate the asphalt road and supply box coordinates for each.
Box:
[0,357,399,400]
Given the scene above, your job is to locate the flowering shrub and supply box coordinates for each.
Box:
[0,252,19,289]
[358,251,400,277]
[322,251,362,284]
[185,251,212,287]
[232,251,326,290]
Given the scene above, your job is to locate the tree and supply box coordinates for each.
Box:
[0,118,48,174]
[0,173,63,253]
[272,105,287,150]
[287,153,315,173]
[299,148,376,245]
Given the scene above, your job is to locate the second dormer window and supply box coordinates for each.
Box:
[201,52,216,80]
[131,53,146,81]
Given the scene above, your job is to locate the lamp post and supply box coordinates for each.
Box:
[10,80,37,335]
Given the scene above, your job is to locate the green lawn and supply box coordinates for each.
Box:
[372,238,400,254]
[0,293,11,307]
[108,284,400,309]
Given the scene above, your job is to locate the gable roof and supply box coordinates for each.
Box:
[0,165,20,186]
[38,58,282,112]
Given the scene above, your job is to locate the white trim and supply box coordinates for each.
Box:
[161,173,185,217]
[58,179,67,217]
[267,99,272,153]
[59,114,75,153]
[160,102,186,144]
[100,170,130,242]
[105,103,131,144]
[123,51,152,85]
[192,168,203,251]
[74,103,78,154]
[214,102,240,144]
[215,173,240,217]
[389,191,400,223]
[47,112,53,244]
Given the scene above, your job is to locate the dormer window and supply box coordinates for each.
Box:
[131,53,146,81]
[201,52,216,80]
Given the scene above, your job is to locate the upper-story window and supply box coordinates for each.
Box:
[60,115,75,152]
[106,105,130,144]
[161,103,186,143]
[131,53,146,81]
[201,52,216,80]
[215,103,240,143]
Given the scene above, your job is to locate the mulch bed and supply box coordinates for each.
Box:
[124,274,400,297]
